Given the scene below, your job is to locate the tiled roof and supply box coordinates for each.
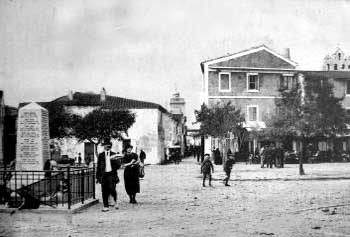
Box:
[19,92,168,113]
[201,45,268,64]
[200,45,298,71]
[300,71,350,79]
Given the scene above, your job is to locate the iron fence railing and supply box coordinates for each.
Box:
[0,165,95,209]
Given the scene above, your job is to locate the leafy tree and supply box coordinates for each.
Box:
[46,103,78,139]
[269,75,349,175]
[47,104,136,159]
[195,102,246,153]
[72,108,136,155]
[195,102,245,138]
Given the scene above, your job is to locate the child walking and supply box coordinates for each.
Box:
[223,153,235,186]
[201,154,214,187]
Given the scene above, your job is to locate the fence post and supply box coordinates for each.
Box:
[67,166,71,210]
[81,169,85,204]
[93,163,96,199]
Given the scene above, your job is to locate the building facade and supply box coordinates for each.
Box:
[20,89,186,165]
[323,47,350,71]
[200,45,298,155]
[201,45,350,157]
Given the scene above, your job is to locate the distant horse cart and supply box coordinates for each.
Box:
[166,145,182,164]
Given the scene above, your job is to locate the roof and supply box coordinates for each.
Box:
[200,45,298,72]
[19,92,168,113]
[300,70,350,79]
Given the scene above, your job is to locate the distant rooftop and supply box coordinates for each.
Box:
[300,70,350,79]
[19,91,168,113]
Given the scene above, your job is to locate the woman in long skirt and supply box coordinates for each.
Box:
[123,145,140,204]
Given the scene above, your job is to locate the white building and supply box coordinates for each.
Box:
[20,89,186,165]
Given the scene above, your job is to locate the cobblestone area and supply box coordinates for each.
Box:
[1,158,350,236]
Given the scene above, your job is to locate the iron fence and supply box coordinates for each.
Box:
[0,165,95,209]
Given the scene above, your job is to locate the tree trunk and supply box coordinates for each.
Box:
[200,135,205,162]
[299,136,306,175]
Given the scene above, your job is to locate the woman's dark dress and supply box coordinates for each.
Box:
[123,153,140,195]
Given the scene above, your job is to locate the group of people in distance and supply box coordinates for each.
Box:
[259,144,285,168]
[200,152,235,187]
[96,140,145,212]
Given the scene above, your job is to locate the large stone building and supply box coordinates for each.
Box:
[200,45,297,155]
[323,47,350,71]
[20,89,186,165]
[200,45,350,156]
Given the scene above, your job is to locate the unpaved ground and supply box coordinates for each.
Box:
[1,158,350,237]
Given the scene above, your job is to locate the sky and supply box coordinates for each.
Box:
[1,0,350,123]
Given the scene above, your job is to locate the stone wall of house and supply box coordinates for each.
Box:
[211,50,295,69]
[128,109,160,164]
[208,97,277,122]
[55,108,169,165]
[65,106,97,117]
[208,71,289,97]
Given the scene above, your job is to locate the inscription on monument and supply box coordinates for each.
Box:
[16,103,50,170]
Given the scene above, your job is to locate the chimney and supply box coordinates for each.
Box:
[68,90,73,101]
[100,87,106,102]
[284,48,291,59]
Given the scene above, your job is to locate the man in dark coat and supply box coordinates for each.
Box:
[96,140,121,212]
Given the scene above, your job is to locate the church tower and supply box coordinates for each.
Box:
[169,91,185,115]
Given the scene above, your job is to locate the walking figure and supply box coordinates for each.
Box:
[260,145,266,168]
[201,154,214,187]
[223,153,235,186]
[96,140,121,212]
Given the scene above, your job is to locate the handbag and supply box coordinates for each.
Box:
[138,164,145,178]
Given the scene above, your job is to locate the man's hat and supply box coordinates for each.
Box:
[102,139,112,146]
[125,144,133,149]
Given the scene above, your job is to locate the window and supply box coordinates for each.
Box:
[347,80,350,95]
[247,73,259,91]
[338,53,341,60]
[318,141,327,151]
[334,64,338,70]
[327,64,330,71]
[247,105,258,121]
[342,64,345,69]
[348,65,350,69]
[219,72,231,92]
[280,74,296,90]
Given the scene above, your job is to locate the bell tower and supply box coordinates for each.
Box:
[169,91,185,115]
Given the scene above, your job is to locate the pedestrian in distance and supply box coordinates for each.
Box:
[78,153,82,166]
[196,146,201,164]
[96,140,122,212]
[123,144,141,204]
[223,153,235,186]
[266,144,276,168]
[201,154,214,187]
[260,145,266,168]
[247,152,253,165]
[139,149,146,164]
